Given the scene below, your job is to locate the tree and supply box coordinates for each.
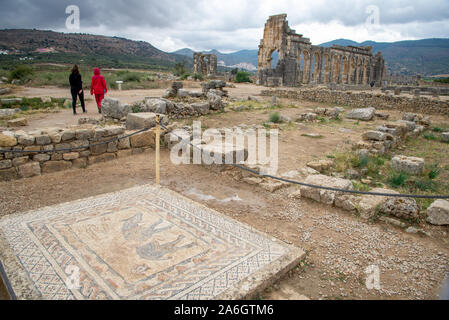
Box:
[235,70,252,83]
[173,62,187,77]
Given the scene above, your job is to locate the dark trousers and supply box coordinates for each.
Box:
[71,88,86,114]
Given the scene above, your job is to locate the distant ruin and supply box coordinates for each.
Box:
[193,52,217,77]
[257,14,386,87]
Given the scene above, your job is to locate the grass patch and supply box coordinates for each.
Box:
[387,171,409,188]
[432,127,444,133]
[423,132,438,141]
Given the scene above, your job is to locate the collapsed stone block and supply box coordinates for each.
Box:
[346,107,376,121]
[426,200,449,226]
[126,113,168,130]
[300,174,353,205]
[391,155,425,175]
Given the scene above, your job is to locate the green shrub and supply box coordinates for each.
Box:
[427,164,441,180]
[9,65,34,81]
[235,71,252,83]
[180,73,190,80]
[269,112,281,123]
[192,73,204,81]
[432,127,444,133]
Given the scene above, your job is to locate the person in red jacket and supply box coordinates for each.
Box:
[90,67,107,113]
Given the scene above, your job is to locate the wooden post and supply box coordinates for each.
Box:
[155,115,160,185]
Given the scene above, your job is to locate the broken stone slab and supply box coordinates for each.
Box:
[260,181,286,193]
[379,216,407,228]
[358,188,399,220]
[391,155,425,175]
[297,113,317,122]
[101,97,130,120]
[197,142,248,164]
[1,98,22,105]
[300,167,320,176]
[18,162,41,178]
[191,102,210,115]
[403,113,419,122]
[143,98,167,114]
[207,92,224,110]
[442,132,449,142]
[362,131,387,141]
[346,107,375,121]
[0,108,20,117]
[396,120,416,132]
[300,174,353,205]
[0,88,11,95]
[126,113,168,130]
[0,132,17,147]
[335,194,359,212]
[306,159,333,173]
[383,122,409,137]
[7,118,27,127]
[380,197,420,220]
[426,200,449,226]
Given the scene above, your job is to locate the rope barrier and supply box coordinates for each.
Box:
[0,127,153,154]
[161,123,449,200]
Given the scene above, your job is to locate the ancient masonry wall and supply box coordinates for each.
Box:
[0,125,158,181]
[262,89,449,116]
[193,53,217,77]
[257,14,386,88]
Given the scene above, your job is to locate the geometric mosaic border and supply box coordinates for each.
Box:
[0,184,303,300]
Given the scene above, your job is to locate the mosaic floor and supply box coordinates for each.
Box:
[0,184,303,300]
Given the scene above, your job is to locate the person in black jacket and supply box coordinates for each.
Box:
[69,65,86,115]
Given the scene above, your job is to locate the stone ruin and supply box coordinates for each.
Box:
[193,52,217,77]
[257,14,386,88]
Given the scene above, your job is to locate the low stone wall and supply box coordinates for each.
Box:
[261,88,449,116]
[0,125,160,181]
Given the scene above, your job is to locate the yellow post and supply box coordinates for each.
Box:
[155,114,160,185]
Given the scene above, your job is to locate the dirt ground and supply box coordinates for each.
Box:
[1,83,448,300]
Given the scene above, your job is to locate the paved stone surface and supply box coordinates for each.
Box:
[0,184,303,300]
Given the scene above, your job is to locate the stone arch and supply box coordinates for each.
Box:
[270,49,279,70]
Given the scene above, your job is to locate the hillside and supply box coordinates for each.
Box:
[177,38,449,76]
[0,29,191,70]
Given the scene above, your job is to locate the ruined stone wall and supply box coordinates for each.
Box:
[261,89,449,116]
[193,53,217,77]
[0,125,158,181]
[257,14,385,88]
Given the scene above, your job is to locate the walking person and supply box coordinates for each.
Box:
[69,65,86,115]
[90,67,108,113]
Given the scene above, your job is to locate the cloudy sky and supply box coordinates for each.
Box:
[1,0,449,52]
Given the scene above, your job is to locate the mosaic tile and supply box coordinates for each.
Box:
[0,185,303,300]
